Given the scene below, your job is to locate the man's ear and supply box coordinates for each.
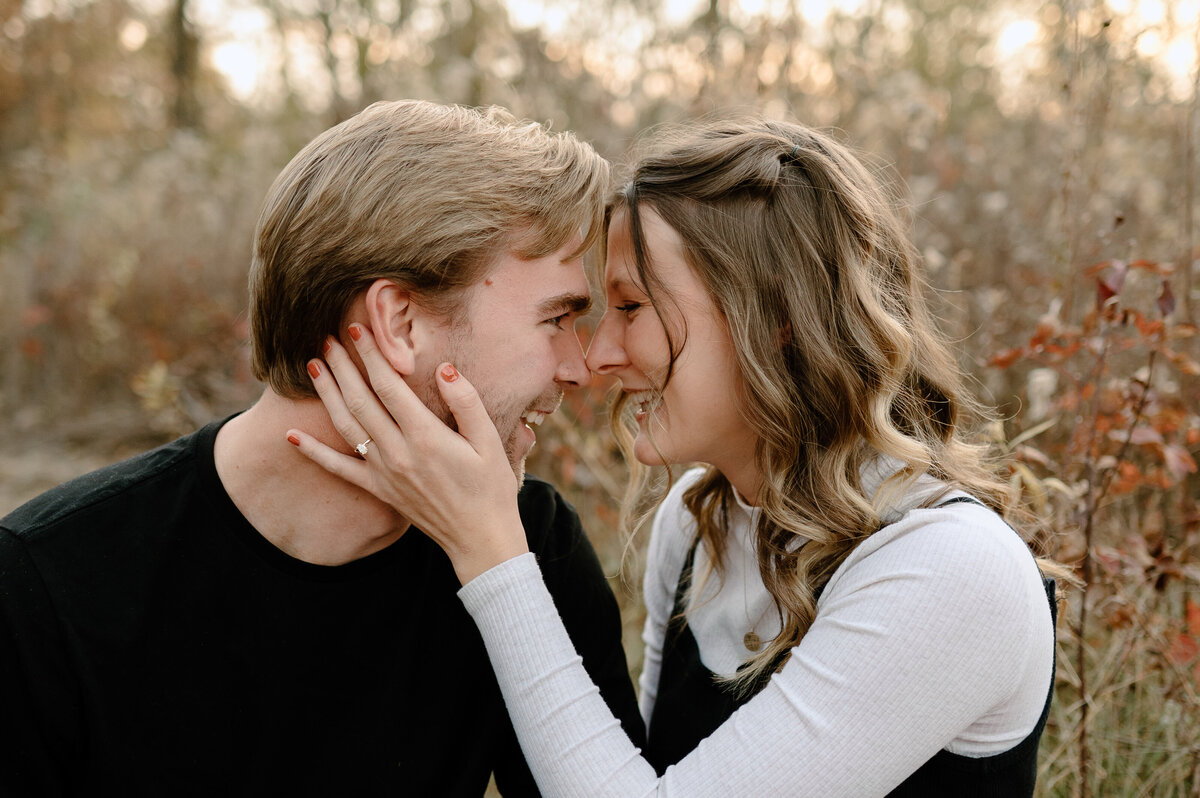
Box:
[364,279,419,376]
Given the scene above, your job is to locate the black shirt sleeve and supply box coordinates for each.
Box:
[0,526,81,797]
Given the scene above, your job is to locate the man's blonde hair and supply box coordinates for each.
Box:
[249,100,610,397]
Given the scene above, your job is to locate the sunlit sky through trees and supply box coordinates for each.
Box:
[62,0,1194,110]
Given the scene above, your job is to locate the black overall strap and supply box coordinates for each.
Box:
[645,537,787,774]
[644,540,743,774]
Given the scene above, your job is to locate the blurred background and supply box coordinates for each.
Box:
[1,0,1198,793]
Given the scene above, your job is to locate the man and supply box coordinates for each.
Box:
[0,101,643,796]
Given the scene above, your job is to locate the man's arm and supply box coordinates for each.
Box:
[0,526,81,796]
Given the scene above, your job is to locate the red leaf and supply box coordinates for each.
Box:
[1158,279,1176,317]
[1130,258,1165,273]
[1084,259,1119,277]
[989,347,1024,368]
[1169,323,1197,340]
[1187,600,1200,637]
[1096,277,1118,310]
[19,336,43,359]
[1166,632,1199,666]
[1134,314,1164,338]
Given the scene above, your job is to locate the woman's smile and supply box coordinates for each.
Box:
[586,206,760,499]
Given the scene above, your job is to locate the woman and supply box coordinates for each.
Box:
[291,119,1060,796]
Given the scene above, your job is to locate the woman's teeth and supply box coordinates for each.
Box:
[629,391,656,414]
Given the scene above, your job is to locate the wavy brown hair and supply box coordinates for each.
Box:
[608,118,1043,692]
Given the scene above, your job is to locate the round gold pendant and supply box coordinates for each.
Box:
[744,631,762,651]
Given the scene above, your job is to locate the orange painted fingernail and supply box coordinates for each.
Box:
[323,338,332,355]
[348,324,362,342]
[307,361,321,379]
[287,432,301,446]
[440,364,459,382]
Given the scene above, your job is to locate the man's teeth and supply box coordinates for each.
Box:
[524,411,546,426]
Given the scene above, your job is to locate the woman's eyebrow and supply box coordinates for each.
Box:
[607,277,647,295]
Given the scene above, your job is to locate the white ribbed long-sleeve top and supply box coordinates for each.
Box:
[458,465,1054,797]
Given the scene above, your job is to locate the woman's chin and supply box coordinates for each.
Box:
[632,435,670,468]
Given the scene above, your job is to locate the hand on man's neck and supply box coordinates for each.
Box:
[214,389,411,566]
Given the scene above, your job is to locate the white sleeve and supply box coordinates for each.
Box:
[458,505,1052,798]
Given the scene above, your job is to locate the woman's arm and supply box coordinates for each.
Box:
[290,327,1052,798]
[458,515,1050,797]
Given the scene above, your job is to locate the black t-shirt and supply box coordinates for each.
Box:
[0,419,643,796]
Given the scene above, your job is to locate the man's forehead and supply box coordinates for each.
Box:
[460,245,592,311]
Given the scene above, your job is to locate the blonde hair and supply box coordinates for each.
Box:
[609,118,1034,692]
[250,100,610,397]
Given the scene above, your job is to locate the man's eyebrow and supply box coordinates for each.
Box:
[537,293,592,317]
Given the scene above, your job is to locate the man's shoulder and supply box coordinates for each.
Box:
[0,426,209,544]
[516,473,562,509]
[516,474,595,563]
[516,475,574,529]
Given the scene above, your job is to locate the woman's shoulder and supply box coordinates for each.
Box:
[872,496,1035,565]
[822,494,1048,623]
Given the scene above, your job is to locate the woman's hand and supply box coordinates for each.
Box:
[287,323,529,584]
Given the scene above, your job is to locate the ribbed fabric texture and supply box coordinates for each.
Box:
[459,468,1054,797]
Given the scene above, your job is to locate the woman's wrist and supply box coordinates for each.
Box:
[448,517,530,585]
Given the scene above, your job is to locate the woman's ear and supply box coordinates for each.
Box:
[364,279,418,375]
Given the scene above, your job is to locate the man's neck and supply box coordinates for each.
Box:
[214,389,410,566]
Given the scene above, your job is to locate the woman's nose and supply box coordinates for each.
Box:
[585,312,627,376]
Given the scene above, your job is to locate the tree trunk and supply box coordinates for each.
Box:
[169,0,202,130]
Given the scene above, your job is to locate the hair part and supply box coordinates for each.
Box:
[249,100,610,397]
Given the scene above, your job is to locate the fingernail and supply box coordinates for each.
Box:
[323,338,332,355]
[348,324,362,342]
[307,361,321,379]
[286,432,301,447]
[440,364,459,382]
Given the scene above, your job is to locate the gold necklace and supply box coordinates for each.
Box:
[741,535,768,652]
